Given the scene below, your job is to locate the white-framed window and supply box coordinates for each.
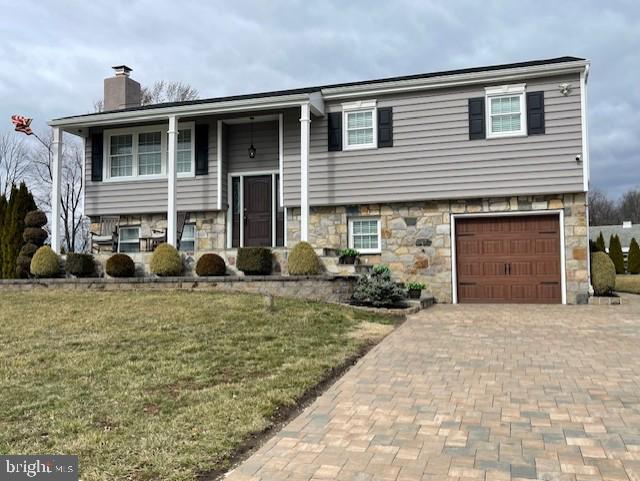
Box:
[348,217,381,254]
[485,84,527,138]
[103,122,195,181]
[118,226,140,253]
[179,223,196,252]
[343,100,377,150]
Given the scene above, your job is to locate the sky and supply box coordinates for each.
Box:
[0,0,638,198]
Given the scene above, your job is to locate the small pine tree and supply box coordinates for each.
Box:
[0,183,36,278]
[628,238,640,275]
[0,194,6,276]
[608,234,625,275]
[595,232,606,252]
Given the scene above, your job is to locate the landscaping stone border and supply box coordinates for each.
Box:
[588,295,624,305]
[0,275,358,304]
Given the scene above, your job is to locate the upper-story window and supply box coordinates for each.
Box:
[485,84,526,138]
[104,122,195,181]
[342,100,377,150]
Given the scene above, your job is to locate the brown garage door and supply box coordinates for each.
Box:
[455,215,562,304]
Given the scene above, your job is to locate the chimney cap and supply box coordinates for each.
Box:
[112,65,133,76]
[623,220,633,229]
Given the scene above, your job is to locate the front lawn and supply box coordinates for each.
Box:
[616,275,640,294]
[0,290,395,481]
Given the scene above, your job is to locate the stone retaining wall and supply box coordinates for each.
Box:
[0,275,358,304]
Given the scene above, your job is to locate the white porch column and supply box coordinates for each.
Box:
[51,127,63,253]
[167,115,178,246]
[300,103,311,242]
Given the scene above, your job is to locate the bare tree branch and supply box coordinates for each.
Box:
[141,81,199,105]
[0,131,30,197]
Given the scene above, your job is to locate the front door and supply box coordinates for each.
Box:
[243,175,272,246]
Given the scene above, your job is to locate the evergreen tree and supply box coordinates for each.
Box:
[628,238,640,275]
[608,234,625,275]
[595,232,606,252]
[0,194,6,276]
[0,183,36,278]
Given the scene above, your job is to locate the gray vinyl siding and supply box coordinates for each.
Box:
[282,109,301,205]
[226,120,279,173]
[282,73,584,206]
[84,121,217,216]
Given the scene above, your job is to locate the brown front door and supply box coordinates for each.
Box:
[243,175,272,246]
[455,215,562,304]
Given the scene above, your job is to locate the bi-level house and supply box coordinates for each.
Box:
[48,56,591,304]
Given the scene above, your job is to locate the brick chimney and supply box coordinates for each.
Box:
[103,65,141,111]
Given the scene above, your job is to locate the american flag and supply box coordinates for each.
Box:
[11,114,33,135]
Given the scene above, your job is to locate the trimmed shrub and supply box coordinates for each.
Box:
[22,227,48,245]
[30,246,60,278]
[591,251,616,296]
[609,234,625,274]
[150,243,182,277]
[15,243,38,278]
[628,238,640,275]
[237,247,272,275]
[65,253,95,277]
[288,241,321,275]
[106,254,135,278]
[24,210,48,228]
[352,266,407,307]
[195,253,226,276]
[595,232,606,252]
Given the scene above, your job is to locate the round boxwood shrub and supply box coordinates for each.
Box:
[288,241,321,275]
[106,253,135,278]
[65,253,95,277]
[150,243,182,277]
[236,247,272,275]
[30,246,60,278]
[22,227,49,245]
[591,251,616,296]
[24,210,48,228]
[195,253,226,276]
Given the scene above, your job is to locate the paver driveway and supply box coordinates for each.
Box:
[226,301,640,481]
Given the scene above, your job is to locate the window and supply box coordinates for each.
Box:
[109,134,133,177]
[180,224,196,252]
[118,226,140,253]
[343,100,377,150]
[349,218,381,254]
[104,122,195,181]
[138,131,162,176]
[176,129,193,174]
[485,84,526,138]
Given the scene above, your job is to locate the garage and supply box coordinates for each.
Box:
[454,214,563,304]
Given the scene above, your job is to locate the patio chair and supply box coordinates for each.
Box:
[148,212,188,251]
[91,216,120,253]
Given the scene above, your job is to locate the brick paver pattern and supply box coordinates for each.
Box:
[226,302,640,481]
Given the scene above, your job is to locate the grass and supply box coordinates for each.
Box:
[616,275,640,294]
[0,290,395,481]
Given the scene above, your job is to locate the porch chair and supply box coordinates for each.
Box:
[91,215,120,253]
[149,211,189,251]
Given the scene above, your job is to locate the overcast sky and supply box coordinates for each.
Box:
[1,0,638,198]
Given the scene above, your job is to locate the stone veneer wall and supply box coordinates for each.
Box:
[287,194,589,304]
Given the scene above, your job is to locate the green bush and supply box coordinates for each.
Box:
[595,232,606,252]
[195,253,226,276]
[591,251,616,296]
[15,243,38,278]
[407,281,425,290]
[609,234,625,274]
[628,238,640,275]
[372,264,390,275]
[22,227,48,245]
[352,266,407,307]
[237,247,272,275]
[30,246,60,278]
[150,243,182,277]
[106,254,135,278]
[24,210,48,228]
[288,241,321,275]
[65,253,95,277]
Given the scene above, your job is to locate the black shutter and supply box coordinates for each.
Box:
[327,112,342,151]
[527,91,545,135]
[90,132,103,181]
[468,97,485,140]
[195,124,209,175]
[377,107,393,147]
